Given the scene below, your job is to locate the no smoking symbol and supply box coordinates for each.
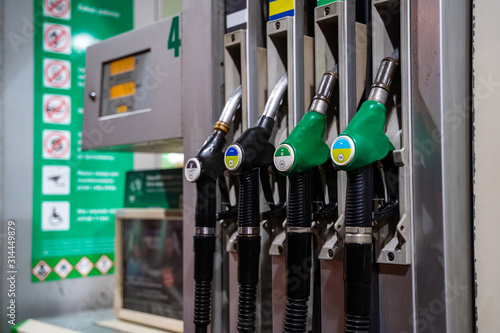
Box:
[43,59,71,89]
[44,24,71,54]
[44,96,70,124]
[44,0,71,20]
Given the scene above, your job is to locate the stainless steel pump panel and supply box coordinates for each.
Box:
[82,17,182,152]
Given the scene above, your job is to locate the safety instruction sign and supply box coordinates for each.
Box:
[44,0,71,20]
[43,58,71,89]
[43,94,71,124]
[43,23,71,54]
[32,0,133,282]
[42,165,71,195]
[42,130,71,160]
[42,201,70,231]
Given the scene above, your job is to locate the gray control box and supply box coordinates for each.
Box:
[82,17,182,152]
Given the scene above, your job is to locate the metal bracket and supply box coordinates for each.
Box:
[269,229,286,256]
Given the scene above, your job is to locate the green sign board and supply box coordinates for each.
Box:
[32,0,134,282]
[124,169,183,209]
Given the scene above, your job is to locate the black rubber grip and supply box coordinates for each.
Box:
[344,243,372,332]
[193,235,216,329]
[345,165,373,228]
[287,172,312,228]
[237,236,261,332]
[237,170,260,228]
[284,233,312,332]
[284,172,312,332]
[196,178,217,228]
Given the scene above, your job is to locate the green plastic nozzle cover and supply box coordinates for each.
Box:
[333,100,395,171]
[277,111,330,176]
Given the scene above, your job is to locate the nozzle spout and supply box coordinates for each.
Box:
[308,66,339,116]
[368,48,399,105]
[262,74,288,120]
[215,85,242,133]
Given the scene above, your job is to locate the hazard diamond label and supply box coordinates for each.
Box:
[43,58,71,89]
[75,257,93,277]
[54,258,73,279]
[43,23,71,54]
[44,0,71,20]
[43,94,71,124]
[96,255,113,275]
[32,260,52,281]
[43,130,71,160]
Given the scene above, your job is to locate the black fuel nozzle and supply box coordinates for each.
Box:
[224,74,287,333]
[185,86,242,333]
[330,49,399,333]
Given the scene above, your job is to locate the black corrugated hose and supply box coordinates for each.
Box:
[236,170,261,333]
[283,170,312,332]
[344,164,374,332]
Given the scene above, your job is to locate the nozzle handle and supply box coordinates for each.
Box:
[195,178,217,230]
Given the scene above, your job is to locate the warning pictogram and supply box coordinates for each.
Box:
[76,257,93,277]
[43,129,71,160]
[54,258,73,279]
[42,165,71,195]
[43,23,71,54]
[44,0,71,20]
[43,94,71,124]
[96,255,113,275]
[32,260,52,282]
[42,201,70,231]
[43,59,71,89]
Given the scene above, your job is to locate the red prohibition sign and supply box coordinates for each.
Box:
[44,25,70,53]
[44,60,70,88]
[44,0,70,18]
[44,132,70,158]
[44,96,69,123]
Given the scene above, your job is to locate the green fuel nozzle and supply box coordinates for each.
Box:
[272,67,338,332]
[331,49,399,171]
[273,67,338,176]
[334,49,399,333]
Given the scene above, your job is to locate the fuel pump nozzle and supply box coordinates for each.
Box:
[224,74,287,333]
[330,49,399,332]
[185,86,242,333]
[273,67,338,332]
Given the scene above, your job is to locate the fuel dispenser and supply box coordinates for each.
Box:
[81,0,471,331]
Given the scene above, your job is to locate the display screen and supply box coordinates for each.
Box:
[100,50,152,117]
[122,218,183,320]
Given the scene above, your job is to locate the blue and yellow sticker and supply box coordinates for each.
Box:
[331,135,355,167]
[269,0,294,21]
[225,145,242,170]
